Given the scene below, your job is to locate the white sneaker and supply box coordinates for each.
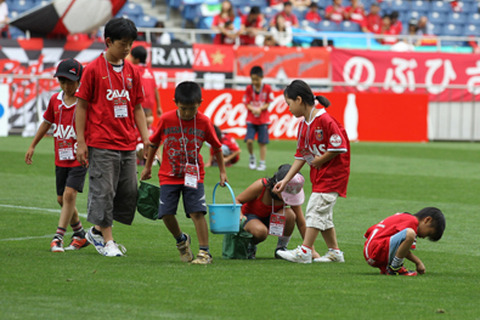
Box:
[103,240,126,257]
[276,245,312,264]
[256,162,266,171]
[313,249,345,263]
[249,155,256,170]
[85,226,105,255]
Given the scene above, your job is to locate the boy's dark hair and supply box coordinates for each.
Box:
[414,207,446,241]
[250,65,264,77]
[104,17,137,44]
[131,46,147,64]
[174,81,202,105]
[250,6,261,15]
[214,125,223,141]
[284,79,330,108]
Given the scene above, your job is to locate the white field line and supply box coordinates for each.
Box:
[0,204,88,242]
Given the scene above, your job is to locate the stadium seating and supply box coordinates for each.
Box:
[447,12,467,26]
[464,24,480,37]
[467,13,480,26]
[409,0,429,14]
[136,15,158,28]
[318,20,341,32]
[428,12,446,25]
[341,21,361,32]
[430,0,450,13]
[442,23,465,46]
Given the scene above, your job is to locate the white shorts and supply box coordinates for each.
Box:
[305,192,338,231]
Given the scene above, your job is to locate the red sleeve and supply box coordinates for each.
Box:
[149,116,164,145]
[75,63,95,103]
[43,94,56,123]
[243,85,252,104]
[265,85,274,103]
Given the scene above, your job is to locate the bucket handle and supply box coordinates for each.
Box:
[212,182,236,206]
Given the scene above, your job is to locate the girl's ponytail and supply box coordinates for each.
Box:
[315,95,331,108]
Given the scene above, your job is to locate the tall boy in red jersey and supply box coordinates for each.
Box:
[75,17,150,257]
[141,81,228,265]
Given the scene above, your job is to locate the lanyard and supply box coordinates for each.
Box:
[57,93,76,142]
[271,198,285,215]
[103,52,126,97]
[177,110,199,169]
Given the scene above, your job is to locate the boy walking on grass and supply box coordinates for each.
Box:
[75,17,151,257]
[141,81,227,264]
[363,207,446,276]
[25,58,88,252]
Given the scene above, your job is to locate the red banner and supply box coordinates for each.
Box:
[331,48,480,101]
[235,46,330,79]
[158,89,428,142]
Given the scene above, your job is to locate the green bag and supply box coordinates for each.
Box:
[222,219,253,259]
[136,181,160,220]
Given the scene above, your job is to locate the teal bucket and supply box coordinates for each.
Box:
[208,182,242,234]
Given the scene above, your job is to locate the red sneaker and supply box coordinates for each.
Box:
[50,238,64,252]
[64,236,90,251]
[386,265,417,276]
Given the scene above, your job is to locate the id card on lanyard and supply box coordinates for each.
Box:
[57,103,76,161]
[184,163,199,189]
[114,98,128,118]
[268,201,286,237]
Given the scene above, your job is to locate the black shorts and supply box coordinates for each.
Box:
[159,183,207,219]
[55,165,87,196]
[245,213,270,227]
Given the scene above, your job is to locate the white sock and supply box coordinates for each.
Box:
[276,236,290,249]
[391,256,404,268]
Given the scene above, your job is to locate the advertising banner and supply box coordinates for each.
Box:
[332,48,480,101]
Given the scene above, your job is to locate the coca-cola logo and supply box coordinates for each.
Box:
[203,93,302,139]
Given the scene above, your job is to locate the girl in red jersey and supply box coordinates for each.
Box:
[25,58,89,253]
[274,80,350,264]
[236,164,320,259]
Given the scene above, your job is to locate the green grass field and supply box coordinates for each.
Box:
[1,137,479,320]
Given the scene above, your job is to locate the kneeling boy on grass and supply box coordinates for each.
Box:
[363,207,445,276]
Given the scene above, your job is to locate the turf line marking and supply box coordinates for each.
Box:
[0,204,88,218]
[1,234,56,242]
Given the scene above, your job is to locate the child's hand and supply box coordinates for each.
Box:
[273,179,287,193]
[219,172,228,186]
[416,261,426,274]
[25,147,34,165]
[76,142,89,167]
[141,167,151,181]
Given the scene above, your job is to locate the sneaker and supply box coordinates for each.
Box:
[249,155,256,170]
[386,265,417,276]
[103,240,126,257]
[274,247,287,259]
[256,162,266,171]
[176,233,194,262]
[50,238,64,253]
[313,249,345,263]
[64,236,90,251]
[247,242,257,260]
[276,245,312,264]
[85,226,105,255]
[191,250,212,264]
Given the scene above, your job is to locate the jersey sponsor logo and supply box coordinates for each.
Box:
[51,124,76,140]
[315,128,323,141]
[330,134,342,147]
[126,77,133,90]
[308,144,326,155]
[106,89,130,102]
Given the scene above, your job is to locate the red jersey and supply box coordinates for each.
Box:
[212,14,233,44]
[136,64,157,112]
[43,91,82,168]
[391,20,403,35]
[209,133,240,164]
[240,14,263,45]
[150,110,221,185]
[305,11,322,24]
[243,84,274,125]
[241,178,283,218]
[345,6,365,25]
[365,13,382,33]
[273,12,299,27]
[294,109,350,197]
[325,5,346,23]
[76,53,145,151]
[363,213,418,268]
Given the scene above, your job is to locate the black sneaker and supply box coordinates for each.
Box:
[247,242,257,260]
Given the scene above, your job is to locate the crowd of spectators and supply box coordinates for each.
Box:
[209,0,470,47]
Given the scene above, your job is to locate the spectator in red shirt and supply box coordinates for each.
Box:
[325,0,347,23]
[364,2,382,33]
[305,2,322,24]
[390,11,403,35]
[272,1,299,28]
[212,0,236,45]
[345,0,367,31]
[239,6,265,46]
[380,14,398,44]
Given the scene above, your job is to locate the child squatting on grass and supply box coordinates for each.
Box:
[235,164,320,260]
[141,81,228,265]
[25,58,89,253]
[75,17,151,257]
[363,207,446,276]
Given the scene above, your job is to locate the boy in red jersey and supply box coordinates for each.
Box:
[127,45,162,117]
[141,81,227,265]
[25,58,89,252]
[243,66,274,172]
[205,125,241,167]
[75,17,151,257]
[364,207,445,276]
[274,80,350,264]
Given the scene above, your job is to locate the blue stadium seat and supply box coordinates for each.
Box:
[467,13,480,26]
[8,0,35,13]
[318,20,341,32]
[119,2,144,16]
[430,1,450,13]
[407,11,422,21]
[464,24,480,37]
[263,7,279,22]
[446,12,467,26]
[409,0,429,13]
[136,15,158,28]
[428,11,446,25]
[441,23,464,46]
[431,23,443,36]
[8,26,26,39]
[390,0,409,14]
[341,21,361,32]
